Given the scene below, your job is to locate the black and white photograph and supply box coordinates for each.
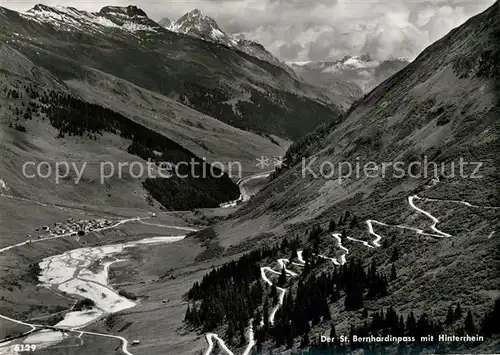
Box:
[0,0,499,354]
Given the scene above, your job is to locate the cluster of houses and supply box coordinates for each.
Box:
[28,218,116,241]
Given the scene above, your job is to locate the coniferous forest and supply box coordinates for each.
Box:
[184,216,500,352]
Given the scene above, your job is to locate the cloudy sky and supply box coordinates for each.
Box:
[2,0,495,62]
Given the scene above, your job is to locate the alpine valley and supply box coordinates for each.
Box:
[0,2,499,355]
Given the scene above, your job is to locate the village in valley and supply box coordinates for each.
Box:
[26,218,117,243]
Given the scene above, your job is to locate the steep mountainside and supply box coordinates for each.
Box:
[0,3,499,355]
[0,5,344,140]
[288,55,410,93]
[162,9,293,75]
[238,2,499,227]
[204,2,499,351]
[162,9,363,108]
[0,44,241,210]
[63,67,289,173]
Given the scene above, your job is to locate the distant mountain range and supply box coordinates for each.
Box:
[287,55,410,93]
[18,6,291,76]
[159,9,410,97]
[21,4,163,33]
[1,3,413,134]
[159,9,406,97]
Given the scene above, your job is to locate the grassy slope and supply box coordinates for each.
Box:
[64,67,289,174]
[0,45,243,210]
[233,1,500,224]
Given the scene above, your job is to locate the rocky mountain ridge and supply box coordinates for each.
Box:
[288,55,410,93]
[21,4,163,33]
[160,9,294,75]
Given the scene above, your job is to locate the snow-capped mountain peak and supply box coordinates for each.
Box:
[288,55,410,93]
[341,55,380,69]
[22,4,161,33]
[168,9,234,45]
[163,9,293,72]
[18,4,293,75]
[99,5,148,18]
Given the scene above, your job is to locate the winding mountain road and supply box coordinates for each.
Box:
[237,171,274,203]
[203,321,255,355]
[408,195,452,238]
[365,194,462,247]
[205,244,345,354]
[202,194,498,355]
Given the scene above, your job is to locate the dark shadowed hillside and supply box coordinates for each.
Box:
[0,52,240,210]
